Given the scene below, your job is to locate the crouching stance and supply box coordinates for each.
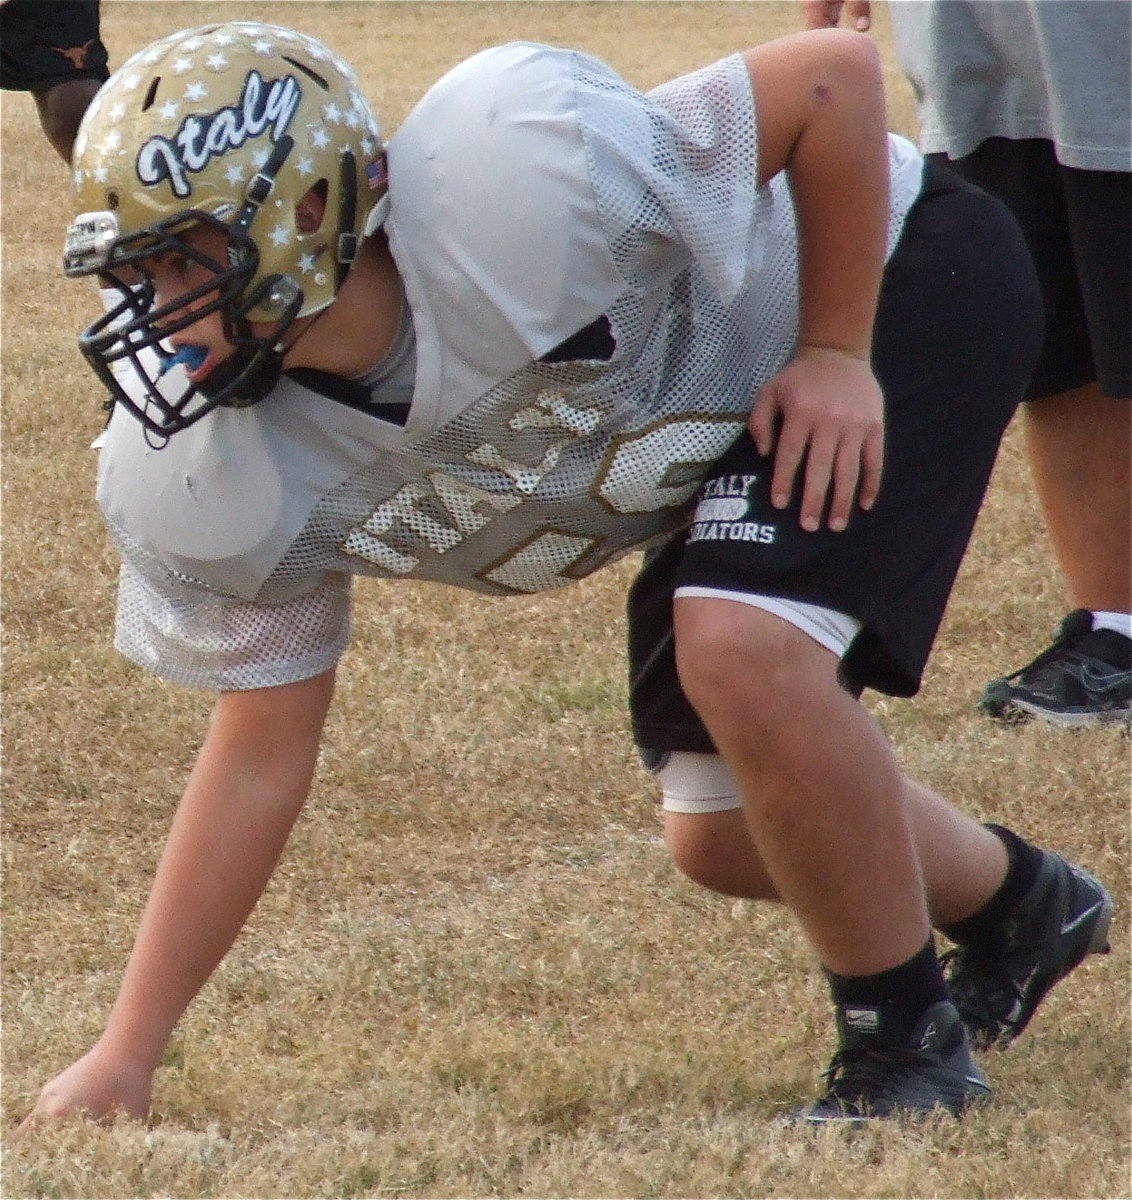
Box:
[22,20,1111,1129]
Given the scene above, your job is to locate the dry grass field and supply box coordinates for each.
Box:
[1,3,1129,1197]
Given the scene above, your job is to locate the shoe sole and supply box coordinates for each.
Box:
[989,698,1132,729]
[793,1082,991,1126]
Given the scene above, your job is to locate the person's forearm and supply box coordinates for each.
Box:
[97,671,335,1070]
[97,771,309,1067]
[742,31,891,528]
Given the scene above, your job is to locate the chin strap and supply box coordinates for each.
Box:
[232,134,294,243]
[364,191,391,237]
[197,344,285,409]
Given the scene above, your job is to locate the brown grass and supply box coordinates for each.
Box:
[2,4,1129,1197]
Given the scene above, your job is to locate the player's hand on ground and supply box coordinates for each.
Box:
[749,344,884,532]
[800,1,872,31]
[17,1044,153,1133]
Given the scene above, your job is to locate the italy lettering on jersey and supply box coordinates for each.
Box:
[336,371,749,594]
[97,331,753,605]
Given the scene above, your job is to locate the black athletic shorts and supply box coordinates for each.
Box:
[0,0,109,92]
[929,138,1131,400]
[629,161,1044,756]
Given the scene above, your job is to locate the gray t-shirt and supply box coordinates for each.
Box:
[889,0,1132,171]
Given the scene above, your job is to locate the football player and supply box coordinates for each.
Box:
[22,20,1112,1128]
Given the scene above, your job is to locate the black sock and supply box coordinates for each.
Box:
[826,939,948,1042]
[939,823,1043,950]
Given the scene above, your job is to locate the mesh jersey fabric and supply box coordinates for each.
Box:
[97,43,926,691]
[889,0,1132,172]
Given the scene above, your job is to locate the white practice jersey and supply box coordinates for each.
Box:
[97,43,925,690]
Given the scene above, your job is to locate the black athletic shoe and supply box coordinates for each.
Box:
[942,852,1113,1051]
[796,1001,990,1124]
[979,610,1132,727]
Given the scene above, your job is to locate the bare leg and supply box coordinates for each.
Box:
[1024,384,1131,612]
[671,598,1007,975]
[33,78,103,163]
[664,779,1007,929]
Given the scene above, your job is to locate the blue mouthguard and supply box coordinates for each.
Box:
[158,344,209,376]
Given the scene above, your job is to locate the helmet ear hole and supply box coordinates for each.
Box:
[297,181,329,234]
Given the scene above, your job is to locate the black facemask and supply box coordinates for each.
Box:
[76,211,303,442]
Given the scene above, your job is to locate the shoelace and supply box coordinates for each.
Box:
[1000,623,1095,685]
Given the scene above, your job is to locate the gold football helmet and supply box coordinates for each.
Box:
[64,22,389,436]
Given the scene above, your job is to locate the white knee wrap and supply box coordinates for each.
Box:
[654,751,743,814]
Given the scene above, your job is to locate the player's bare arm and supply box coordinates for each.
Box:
[743,30,888,531]
[19,669,337,1129]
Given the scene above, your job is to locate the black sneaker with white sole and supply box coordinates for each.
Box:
[979,609,1132,727]
[797,1000,990,1124]
[941,851,1113,1050]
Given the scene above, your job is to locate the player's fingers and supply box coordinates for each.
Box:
[800,1,842,29]
[748,387,779,458]
[13,1113,38,1139]
[798,430,839,531]
[769,420,809,513]
[857,423,885,510]
[846,1,873,31]
[825,437,864,531]
[14,1100,61,1138]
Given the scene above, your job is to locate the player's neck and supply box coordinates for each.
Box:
[280,235,402,379]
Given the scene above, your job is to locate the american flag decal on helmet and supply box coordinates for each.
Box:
[366,158,387,191]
